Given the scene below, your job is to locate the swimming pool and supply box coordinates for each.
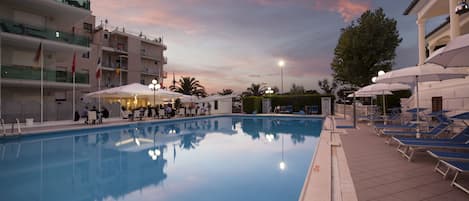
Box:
[0,116,323,201]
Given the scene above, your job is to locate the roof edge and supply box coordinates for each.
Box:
[403,0,420,15]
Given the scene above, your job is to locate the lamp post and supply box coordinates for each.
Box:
[277,60,285,94]
[148,78,161,111]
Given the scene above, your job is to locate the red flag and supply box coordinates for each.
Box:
[34,43,42,64]
[96,57,101,79]
[71,52,76,73]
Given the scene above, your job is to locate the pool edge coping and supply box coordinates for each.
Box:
[299,116,358,201]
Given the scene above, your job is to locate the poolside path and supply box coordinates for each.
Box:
[336,119,468,201]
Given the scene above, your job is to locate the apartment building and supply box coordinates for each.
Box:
[92,24,167,91]
[0,1,168,122]
[0,0,94,122]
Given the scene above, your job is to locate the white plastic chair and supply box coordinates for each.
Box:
[88,111,97,124]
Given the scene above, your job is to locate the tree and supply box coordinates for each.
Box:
[242,83,266,96]
[218,88,233,95]
[331,8,402,87]
[289,83,305,94]
[174,76,207,97]
[318,79,338,94]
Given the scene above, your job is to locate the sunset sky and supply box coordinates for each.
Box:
[91,0,446,93]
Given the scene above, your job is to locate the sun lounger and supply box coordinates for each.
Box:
[427,150,469,179]
[396,140,469,161]
[383,123,450,144]
[438,160,469,194]
[394,127,469,144]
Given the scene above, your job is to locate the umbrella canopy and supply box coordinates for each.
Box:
[85,83,184,100]
[347,91,392,98]
[357,83,410,93]
[355,83,410,116]
[376,63,467,84]
[425,33,469,67]
[84,83,151,98]
[376,64,468,137]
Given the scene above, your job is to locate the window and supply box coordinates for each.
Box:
[214,101,218,110]
[83,23,92,33]
[104,33,109,39]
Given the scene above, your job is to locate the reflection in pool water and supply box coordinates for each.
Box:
[0,116,322,201]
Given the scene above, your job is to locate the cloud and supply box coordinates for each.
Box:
[314,0,371,22]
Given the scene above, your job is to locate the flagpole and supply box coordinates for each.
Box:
[72,52,76,120]
[98,64,101,110]
[72,69,76,120]
[40,43,44,124]
[0,35,2,119]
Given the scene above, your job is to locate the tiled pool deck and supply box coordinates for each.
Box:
[336,118,468,201]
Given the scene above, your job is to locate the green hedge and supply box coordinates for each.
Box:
[242,94,335,114]
[242,96,263,114]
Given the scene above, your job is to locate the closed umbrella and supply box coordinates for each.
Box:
[425,33,469,67]
[376,64,468,137]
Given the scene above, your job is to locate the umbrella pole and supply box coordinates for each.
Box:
[416,76,420,138]
[382,91,386,125]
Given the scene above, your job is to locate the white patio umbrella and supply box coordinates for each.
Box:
[425,33,469,67]
[356,83,411,116]
[85,83,184,102]
[347,90,392,98]
[376,63,468,137]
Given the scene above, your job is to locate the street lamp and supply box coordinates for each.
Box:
[372,76,377,83]
[277,60,285,94]
[148,78,161,109]
[378,70,385,76]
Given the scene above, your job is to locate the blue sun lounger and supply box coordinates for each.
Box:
[427,150,469,179]
[394,127,469,144]
[438,160,469,194]
[396,141,469,161]
[382,123,450,144]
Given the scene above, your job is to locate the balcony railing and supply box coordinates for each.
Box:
[54,0,91,10]
[0,19,90,47]
[1,65,89,84]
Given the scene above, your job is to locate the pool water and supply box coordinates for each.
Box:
[0,116,322,201]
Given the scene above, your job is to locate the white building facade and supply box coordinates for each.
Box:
[404,0,469,112]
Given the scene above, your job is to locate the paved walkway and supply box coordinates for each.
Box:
[337,119,468,201]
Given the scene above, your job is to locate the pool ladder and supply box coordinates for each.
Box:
[0,119,5,135]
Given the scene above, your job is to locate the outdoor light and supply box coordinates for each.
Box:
[278,59,285,67]
[55,31,60,38]
[265,87,274,95]
[372,76,377,83]
[456,0,469,15]
[378,70,385,76]
[266,134,274,142]
[148,79,161,109]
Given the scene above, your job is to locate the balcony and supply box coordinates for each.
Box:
[54,0,91,10]
[0,19,90,47]
[1,65,89,84]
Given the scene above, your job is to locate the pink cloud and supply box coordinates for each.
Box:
[314,0,371,22]
[91,0,203,34]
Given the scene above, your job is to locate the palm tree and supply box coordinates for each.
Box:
[175,76,207,97]
[218,88,233,95]
[243,83,266,96]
